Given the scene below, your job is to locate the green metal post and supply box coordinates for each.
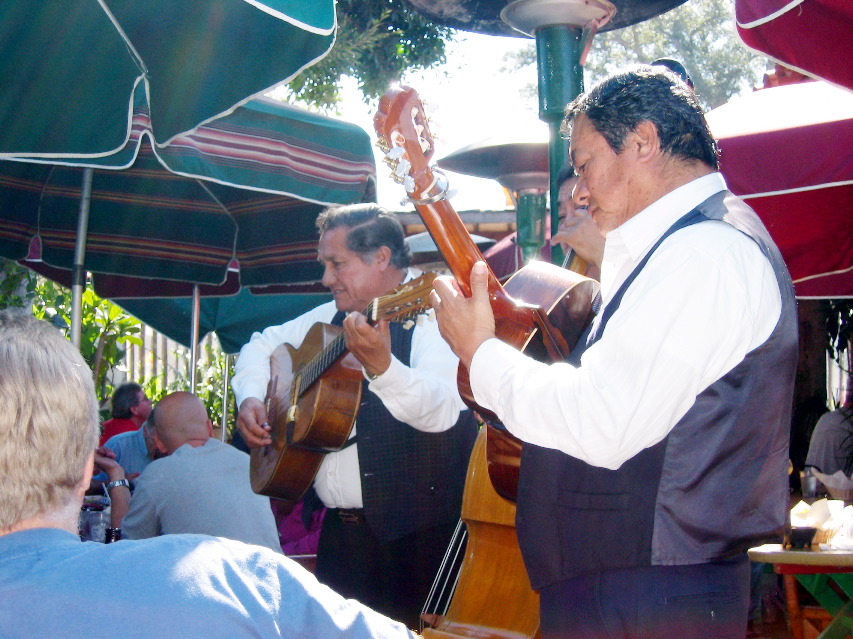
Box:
[516,190,547,262]
[534,24,584,265]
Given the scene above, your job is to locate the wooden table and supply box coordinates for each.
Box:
[749,543,853,639]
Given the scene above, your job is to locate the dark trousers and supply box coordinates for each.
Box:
[539,556,750,639]
[315,508,456,630]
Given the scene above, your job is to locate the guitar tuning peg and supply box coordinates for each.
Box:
[387,147,405,160]
[393,158,412,179]
[376,137,390,153]
[403,176,415,193]
[391,173,406,185]
[382,156,399,169]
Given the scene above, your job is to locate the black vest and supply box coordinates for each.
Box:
[329,312,478,543]
[516,191,798,589]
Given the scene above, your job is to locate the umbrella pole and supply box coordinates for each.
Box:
[70,168,94,348]
[220,354,231,442]
[190,284,200,393]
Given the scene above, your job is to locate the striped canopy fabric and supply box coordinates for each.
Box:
[0,0,336,157]
[0,94,377,289]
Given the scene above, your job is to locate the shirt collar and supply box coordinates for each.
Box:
[615,172,727,261]
[600,172,727,298]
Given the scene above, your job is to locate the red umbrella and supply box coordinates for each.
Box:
[705,80,853,298]
[735,0,853,91]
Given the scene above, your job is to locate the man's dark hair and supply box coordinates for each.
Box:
[561,65,719,170]
[316,203,411,269]
[555,165,576,191]
[111,382,143,419]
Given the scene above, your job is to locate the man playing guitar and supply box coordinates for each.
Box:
[232,203,477,629]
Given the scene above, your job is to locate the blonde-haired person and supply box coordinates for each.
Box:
[0,311,418,639]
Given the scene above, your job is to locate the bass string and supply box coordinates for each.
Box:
[420,519,468,629]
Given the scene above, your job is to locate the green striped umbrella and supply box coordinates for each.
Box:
[0,95,376,384]
[0,0,341,352]
[0,94,376,288]
[0,0,336,157]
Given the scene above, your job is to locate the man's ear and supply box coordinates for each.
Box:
[154,432,168,455]
[630,120,661,163]
[78,451,95,500]
[373,245,392,271]
[206,420,214,438]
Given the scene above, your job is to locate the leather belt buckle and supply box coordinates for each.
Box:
[338,509,362,525]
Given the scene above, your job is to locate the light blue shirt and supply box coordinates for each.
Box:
[0,528,417,639]
[93,427,152,482]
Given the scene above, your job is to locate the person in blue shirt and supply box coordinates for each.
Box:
[0,311,419,639]
[88,417,160,493]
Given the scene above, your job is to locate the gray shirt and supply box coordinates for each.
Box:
[806,407,853,475]
[122,439,281,553]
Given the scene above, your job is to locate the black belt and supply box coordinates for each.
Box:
[334,508,366,525]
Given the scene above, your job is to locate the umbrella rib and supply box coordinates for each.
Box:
[737,0,805,29]
[96,0,148,75]
[194,178,240,262]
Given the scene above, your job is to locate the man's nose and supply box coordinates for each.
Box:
[321,265,336,288]
[572,180,590,207]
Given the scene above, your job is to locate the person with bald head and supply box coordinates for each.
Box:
[120,391,281,552]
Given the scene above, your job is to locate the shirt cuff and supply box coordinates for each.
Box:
[365,355,403,389]
[469,338,521,417]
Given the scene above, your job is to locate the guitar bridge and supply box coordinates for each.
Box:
[287,405,298,424]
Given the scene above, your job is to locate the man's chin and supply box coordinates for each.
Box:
[591,212,614,235]
[334,298,357,314]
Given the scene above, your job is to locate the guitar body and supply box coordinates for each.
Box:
[249,274,437,503]
[374,85,600,502]
[250,322,363,503]
[460,259,599,501]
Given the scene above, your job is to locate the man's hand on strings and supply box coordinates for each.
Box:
[343,312,392,380]
[237,397,272,448]
[431,261,496,369]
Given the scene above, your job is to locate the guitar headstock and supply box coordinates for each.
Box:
[374,85,436,200]
[368,272,438,327]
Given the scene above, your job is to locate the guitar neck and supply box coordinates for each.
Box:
[414,197,532,322]
[299,333,348,396]
[296,273,436,395]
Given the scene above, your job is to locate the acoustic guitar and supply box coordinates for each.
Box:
[250,272,437,503]
[374,85,600,502]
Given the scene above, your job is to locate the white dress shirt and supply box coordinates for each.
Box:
[232,268,466,508]
[470,173,783,470]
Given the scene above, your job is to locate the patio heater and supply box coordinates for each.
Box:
[501,0,615,265]
[404,0,687,264]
